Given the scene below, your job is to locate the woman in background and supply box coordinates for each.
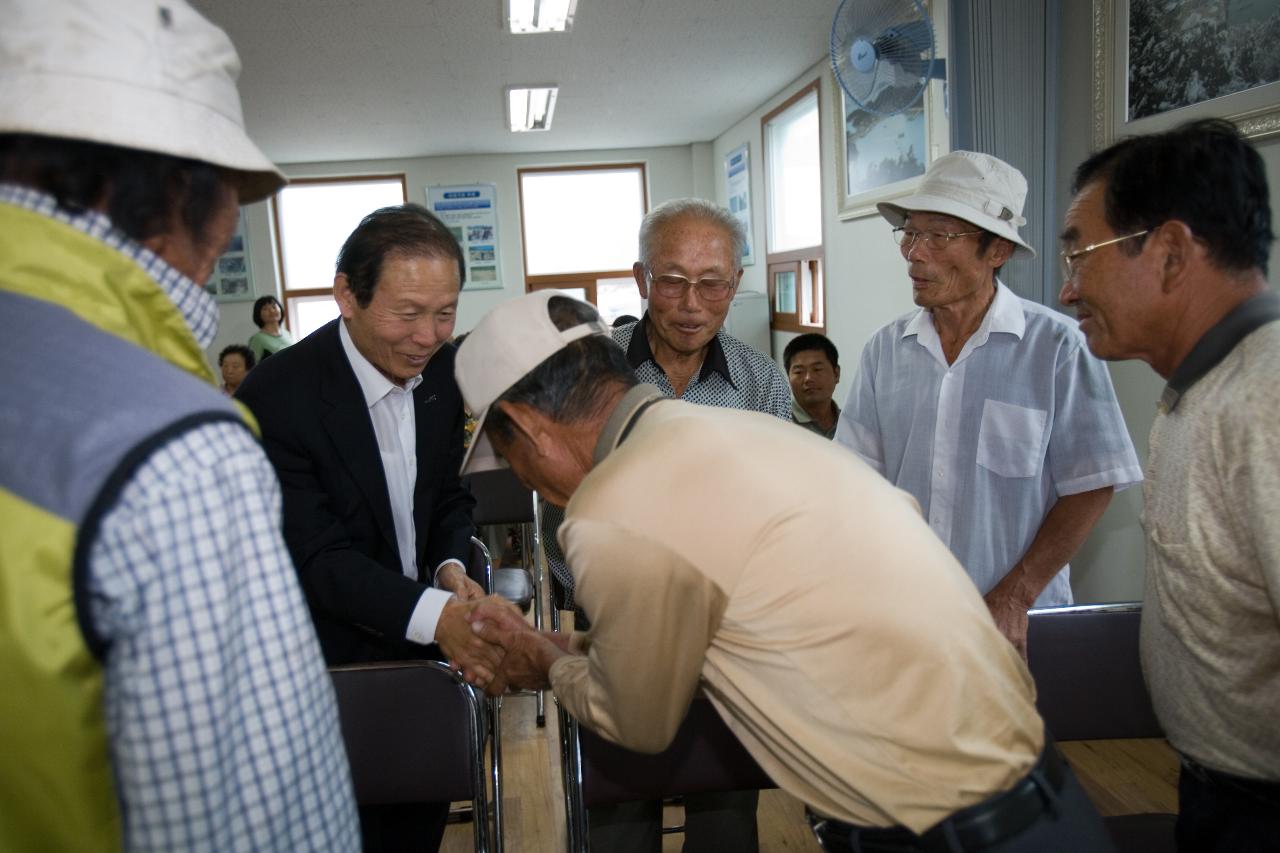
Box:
[248,295,294,361]
[218,344,255,396]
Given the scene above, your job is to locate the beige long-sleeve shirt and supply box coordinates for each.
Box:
[549,384,1044,832]
[1142,313,1280,781]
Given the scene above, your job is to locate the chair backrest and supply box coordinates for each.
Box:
[573,697,775,809]
[329,660,488,807]
[1026,603,1163,741]
[465,469,535,526]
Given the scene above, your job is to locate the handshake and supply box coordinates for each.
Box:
[435,595,573,697]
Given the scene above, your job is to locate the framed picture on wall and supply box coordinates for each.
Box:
[204,209,255,302]
[832,71,938,220]
[1092,0,1280,148]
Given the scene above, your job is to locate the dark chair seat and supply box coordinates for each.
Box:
[1026,603,1177,853]
[329,660,492,851]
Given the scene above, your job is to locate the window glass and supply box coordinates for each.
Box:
[519,166,646,276]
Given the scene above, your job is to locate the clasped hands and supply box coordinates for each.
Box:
[434,595,570,696]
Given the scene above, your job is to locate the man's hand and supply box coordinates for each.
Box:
[983,569,1036,661]
[435,595,519,689]
[466,604,570,697]
[436,562,485,601]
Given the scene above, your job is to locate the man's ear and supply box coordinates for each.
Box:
[986,236,1015,268]
[834,364,842,384]
[494,400,552,456]
[1152,220,1199,294]
[334,273,357,320]
[633,262,649,299]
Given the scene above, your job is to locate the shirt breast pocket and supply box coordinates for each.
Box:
[976,400,1048,479]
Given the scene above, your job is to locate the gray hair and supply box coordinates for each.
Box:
[638,198,746,272]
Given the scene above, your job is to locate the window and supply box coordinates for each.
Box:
[272,175,407,339]
[762,81,825,333]
[517,164,647,324]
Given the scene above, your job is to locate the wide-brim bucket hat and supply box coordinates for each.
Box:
[0,0,285,203]
[877,151,1036,259]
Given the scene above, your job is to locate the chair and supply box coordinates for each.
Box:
[1026,602,1177,852]
[329,660,492,852]
[465,468,546,725]
[559,694,775,853]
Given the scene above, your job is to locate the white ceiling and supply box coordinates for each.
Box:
[192,0,837,165]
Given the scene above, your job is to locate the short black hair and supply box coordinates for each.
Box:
[336,203,466,308]
[251,295,283,328]
[218,344,256,369]
[0,133,229,252]
[1072,118,1273,275]
[784,333,839,371]
[485,297,637,443]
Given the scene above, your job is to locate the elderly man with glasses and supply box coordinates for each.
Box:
[834,152,1141,659]
[1060,118,1280,851]
[540,197,792,852]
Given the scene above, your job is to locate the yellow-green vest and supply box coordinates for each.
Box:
[0,203,255,851]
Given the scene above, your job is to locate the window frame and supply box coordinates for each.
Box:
[761,80,826,335]
[516,163,649,305]
[270,174,409,330]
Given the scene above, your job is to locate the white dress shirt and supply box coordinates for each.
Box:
[836,281,1142,606]
[339,321,458,645]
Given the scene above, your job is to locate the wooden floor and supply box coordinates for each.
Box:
[441,685,1179,852]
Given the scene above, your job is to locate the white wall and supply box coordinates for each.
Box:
[206,142,704,367]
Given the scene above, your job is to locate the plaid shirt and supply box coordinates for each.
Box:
[1,185,359,851]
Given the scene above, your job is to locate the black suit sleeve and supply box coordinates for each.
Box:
[238,363,426,649]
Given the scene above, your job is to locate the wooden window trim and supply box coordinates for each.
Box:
[516,163,649,298]
[270,174,408,329]
[761,79,826,335]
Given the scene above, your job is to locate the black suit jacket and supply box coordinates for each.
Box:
[237,319,475,664]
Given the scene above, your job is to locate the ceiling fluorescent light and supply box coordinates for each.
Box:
[508,0,577,33]
[507,86,558,132]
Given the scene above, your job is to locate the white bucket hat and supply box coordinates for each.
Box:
[456,291,611,475]
[0,0,284,203]
[877,151,1036,258]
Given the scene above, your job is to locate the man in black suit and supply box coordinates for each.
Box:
[237,204,505,851]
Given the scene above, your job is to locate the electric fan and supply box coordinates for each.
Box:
[830,0,945,117]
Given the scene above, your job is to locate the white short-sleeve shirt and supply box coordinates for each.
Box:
[836,281,1142,606]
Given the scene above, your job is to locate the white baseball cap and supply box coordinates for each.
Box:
[455,291,611,475]
[877,151,1036,258]
[0,0,285,202]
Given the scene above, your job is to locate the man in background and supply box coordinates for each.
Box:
[835,151,1142,658]
[784,332,841,438]
[0,1,358,848]
[1060,118,1279,851]
[543,197,793,852]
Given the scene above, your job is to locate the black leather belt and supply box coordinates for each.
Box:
[813,740,1067,853]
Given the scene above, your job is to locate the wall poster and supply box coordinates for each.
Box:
[426,183,503,290]
[724,143,755,267]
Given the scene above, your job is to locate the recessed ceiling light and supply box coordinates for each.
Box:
[507,0,577,33]
[507,86,559,132]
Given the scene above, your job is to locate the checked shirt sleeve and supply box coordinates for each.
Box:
[86,421,359,852]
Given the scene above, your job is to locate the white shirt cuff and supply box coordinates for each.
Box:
[432,558,467,587]
[405,588,454,645]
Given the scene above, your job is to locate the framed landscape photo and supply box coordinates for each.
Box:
[833,71,938,220]
[1092,0,1280,147]
[204,209,255,302]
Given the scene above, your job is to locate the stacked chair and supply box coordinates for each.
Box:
[1026,602,1177,852]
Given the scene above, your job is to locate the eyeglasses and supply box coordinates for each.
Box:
[645,269,736,302]
[892,227,984,252]
[1059,230,1149,280]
